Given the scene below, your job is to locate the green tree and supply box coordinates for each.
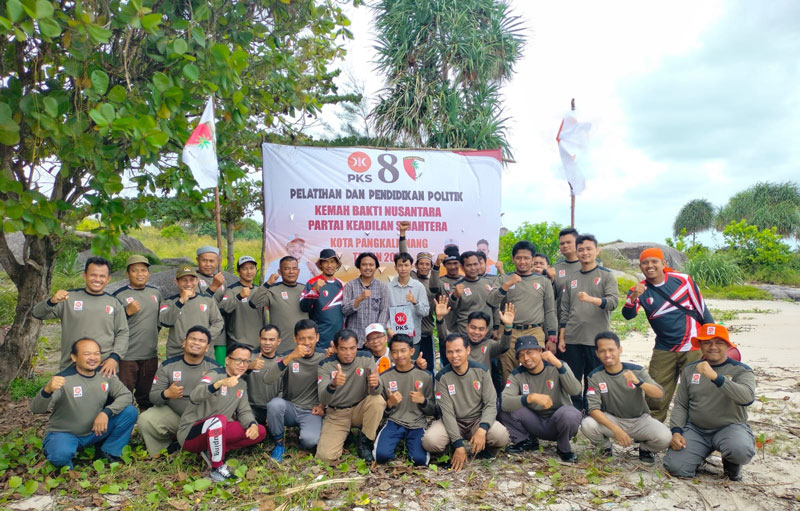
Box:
[715,182,800,238]
[0,0,357,385]
[218,177,263,270]
[673,198,715,241]
[370,0,525,157]
[498,221,564,272]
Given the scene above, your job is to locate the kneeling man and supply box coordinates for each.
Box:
[664,324,755,481]
[500,336,582,462]
[580,331,671,462]
[422,334,509,471]
[31,338,137,468]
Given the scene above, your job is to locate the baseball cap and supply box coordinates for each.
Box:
[691,323,733,349]
[175,265,198,279]
[125,254,150,269]
[287,236,306,244]
[444,255,459,263]
[237,255,257,268]
[515,335,543,356]
[365,323,386,338]
[196,245,220,256]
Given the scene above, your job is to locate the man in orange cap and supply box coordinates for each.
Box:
[622,247,713,422]
[664,324,755,481]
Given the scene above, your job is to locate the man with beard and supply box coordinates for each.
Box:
[343,252,389,347]
[300,250,345,352]
[138,326,219,457]
[179,343,267,482]
[249,256,309,351]
[243,325,283,425]
[215,256,266,352]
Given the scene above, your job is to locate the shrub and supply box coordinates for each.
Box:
[75,217,100,231]
[684,252,743,288]
[110,251,159,273]
[702,285,773,300]
[236,218,263,240]
[722,220,792,271]
[617,276,637,298]
[499,221,565,272]
[161,224,187,239]
[9,374,51,401]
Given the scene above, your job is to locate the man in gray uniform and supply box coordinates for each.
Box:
[195,246,228,362]
[581,331,671,463]
[113,255,162,410]
[31,338,137,468]
[215,255,266,351]
[422,334,509,471]
[33,256,129,376]
[558,234,619,411]
[159,265,224,359]
[317,329,386,462]
[249,256,309,351]
[664,324,755,481]
[264,319,326,462]
[137,325,219,457]
[436,302,515,369]
[500,336,582,462]
[243,325,282,425]
[447,251,495,334]
[548,227,581,336]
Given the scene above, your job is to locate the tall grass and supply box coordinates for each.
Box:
[684,252,744,288]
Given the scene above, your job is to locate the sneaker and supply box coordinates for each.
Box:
[722,459,742,481]
[557,449,578,463]
[200,451,212,469]
[356,433,374,462]
[209,463,240,483]
[638,448,655,464]
[601,447,613,458]
[166,441,181,455]
[271,443,285,463]
[506,438,539,454]
[475,450,495,460]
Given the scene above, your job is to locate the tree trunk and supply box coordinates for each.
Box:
[226,220,235,271]
[0,233,56,387]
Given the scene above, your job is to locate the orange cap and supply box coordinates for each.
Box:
[639,248,664,262]
[691,323,734,349]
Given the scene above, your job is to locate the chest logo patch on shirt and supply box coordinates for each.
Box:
[473,380,481,391]
[126,297,134,304]
[356,367,365,376]
[389,380,398,392]
[281,291,289,299]
[414,380,424,390]
[317,376,323,384]
[220,386,227,396]
[172,371,182,381]
[448,384,456,395]
[292,362,300,373]
[106,305,114,315]
[546,380,554,390]
[559,269,566,278]
[522,383,529,395]
[598,382,608,393]
[152,295,158,303]
[485,284,492,291]
[627,380,636,389]
[464,287,472,296]
[73,386,83,398]
[594,277,601,285]
[481,345,487,354]
[443,283,450,291]
[691,373,701,384]
[533,282,541,290]
[236,389,243,399]
[323,290,329,297]
[200,304,207,312]
[74,301,83,311]
[570,280,578,289]
[101,382,109,392]
[646,297,654,305]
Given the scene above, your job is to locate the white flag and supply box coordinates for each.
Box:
[556,110,591,195]
[182,97,219,189]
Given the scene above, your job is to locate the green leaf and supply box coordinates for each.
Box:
[0,120,20,145]
[87,24,111,43]
[8,476,22,488]
[107,84,126,103]
[99,103,115,123]
[6,0,23,23]
[89,108,109,126]
[0,15,11,29]
[43,96,58,117]
[93,459,105,473]
[182,63,199,82]
[173,38,187,55]
[91,70,109,95]
[193,478,212,491]
[140,12,162,31]
[191,26,205,47]
[35,0,52,18]
[152,72,170,92]
[145,130,168,147]
[23,480,39,495]
[38,17,59,37]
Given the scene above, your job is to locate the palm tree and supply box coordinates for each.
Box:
[715,182,800,238]
[673,199,715,242]
[370,0,525,158]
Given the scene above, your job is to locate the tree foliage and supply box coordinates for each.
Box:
[498,221,564,272]
[715,182,800,238]
[673,199,715,239]
[370,0,524,157]
[0,0,358,384]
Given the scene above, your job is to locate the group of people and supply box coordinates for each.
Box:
[29,224,756,484]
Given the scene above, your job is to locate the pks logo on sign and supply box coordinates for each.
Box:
[394,312,407,325]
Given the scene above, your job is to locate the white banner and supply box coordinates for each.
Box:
[262,144,502,282]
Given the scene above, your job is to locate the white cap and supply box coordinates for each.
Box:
[237,255,257,268]
[365,323,386,338]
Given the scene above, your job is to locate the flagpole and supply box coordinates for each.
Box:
[214,186,223,272]
[569,98,576,228]
[260,135,268,286]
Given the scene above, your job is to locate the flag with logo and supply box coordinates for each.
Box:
[556,110,591,195]
[182,97,219,189]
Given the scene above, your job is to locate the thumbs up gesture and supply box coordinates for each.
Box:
[332,363,347,387]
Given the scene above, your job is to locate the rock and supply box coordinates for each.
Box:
[753,284,800,302]
[118,234,156,258]
[608,268,643,285]
[600,242,687,270]
[160,257,194,266]
[9,495,54,510]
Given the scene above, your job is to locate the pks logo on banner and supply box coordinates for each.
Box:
[347,151,424,183]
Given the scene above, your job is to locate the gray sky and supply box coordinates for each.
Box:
[324,0,800,245]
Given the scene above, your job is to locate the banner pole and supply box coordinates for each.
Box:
[260,135,268,286]
[214,185,223,272]
[569,98,576,228]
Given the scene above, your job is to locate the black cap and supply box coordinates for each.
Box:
[515,335,543,356]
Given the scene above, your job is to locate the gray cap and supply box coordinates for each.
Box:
[237,255,257,268]
[196,245,220,256]
[515,335,543,356]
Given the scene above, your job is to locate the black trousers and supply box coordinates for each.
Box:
[558,344,601,412]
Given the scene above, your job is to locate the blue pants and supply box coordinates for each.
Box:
[374,420,429,466]
[42,405,138,468]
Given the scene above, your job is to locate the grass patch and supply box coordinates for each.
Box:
[702,285,773,300]
[8,374,52,401]
[610,307,650,339]
[708,307,777,323]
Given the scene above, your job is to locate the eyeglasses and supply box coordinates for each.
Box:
[227,357,250,365]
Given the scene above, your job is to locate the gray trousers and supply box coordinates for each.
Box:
[663,422,755,477]
[266,398,322,450]
[500,405,582,452]
[137,405,180,457]
[581,412,672,452]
